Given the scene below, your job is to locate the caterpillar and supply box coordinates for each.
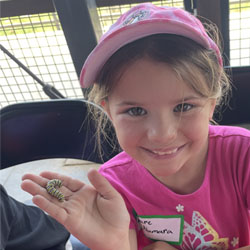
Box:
[46,179,65,202]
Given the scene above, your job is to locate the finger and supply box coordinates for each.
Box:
[21,178,49,196]
[87,169,119,200]
[32,194,68,225]
[143,241,176,250]
[22,172,85,192]
[40,171,85,192]
[22,173,48,187]
[21,177,68,204]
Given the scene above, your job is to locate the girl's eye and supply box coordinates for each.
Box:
[127,107,147,116]
[174,103,194,113]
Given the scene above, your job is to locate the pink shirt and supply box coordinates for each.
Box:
[99,125,250,249]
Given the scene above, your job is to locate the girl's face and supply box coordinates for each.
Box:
[102,58,216,186]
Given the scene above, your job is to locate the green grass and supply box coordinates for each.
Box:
[0,13,60,36]
[230,1,250,12]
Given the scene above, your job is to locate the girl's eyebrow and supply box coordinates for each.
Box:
[177,96,203,102]
[117,96,204,106]
[116,101,142,106]
[117,96,203,106]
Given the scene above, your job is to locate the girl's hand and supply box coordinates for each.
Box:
[143,241,177,250]
[21,169,130,250]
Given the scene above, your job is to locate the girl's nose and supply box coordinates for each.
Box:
[147,116,177,143]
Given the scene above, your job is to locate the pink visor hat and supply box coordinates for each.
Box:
[80,3,222,88]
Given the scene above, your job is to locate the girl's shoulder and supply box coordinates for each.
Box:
[209,124,250,140]
[208,125,249,162]
[99,151,135,174]
[98,152,143,191]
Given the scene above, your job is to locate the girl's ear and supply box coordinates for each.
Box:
[101,99,112,119]
[209,99,217,120]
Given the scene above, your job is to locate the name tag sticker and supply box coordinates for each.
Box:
[137,214,184,245]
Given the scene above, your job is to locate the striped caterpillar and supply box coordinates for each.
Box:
[46,179,65,202]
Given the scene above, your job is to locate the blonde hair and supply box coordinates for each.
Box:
[86,32,231,157]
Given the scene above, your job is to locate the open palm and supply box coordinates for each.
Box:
[21,169,130,250]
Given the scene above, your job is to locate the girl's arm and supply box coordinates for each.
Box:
[236,247,250,250]
[143,241,177,250]
[129,229,138,250]
[21,169,131,250]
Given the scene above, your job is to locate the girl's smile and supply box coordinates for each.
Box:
[142,143,185,158]
[102,57,216,193]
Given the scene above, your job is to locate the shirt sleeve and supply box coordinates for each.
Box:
[241,141,250,209]
[233,133,250,210]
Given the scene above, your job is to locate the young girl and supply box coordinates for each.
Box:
[21,3,250,250]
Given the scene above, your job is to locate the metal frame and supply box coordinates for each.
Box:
[1,0,55,18]
[196,0,230,66]
[1,0,232,71]
[53,0,100,77]
[2,0,231,71]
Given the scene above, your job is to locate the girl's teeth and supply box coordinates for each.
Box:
[152,148,178,155]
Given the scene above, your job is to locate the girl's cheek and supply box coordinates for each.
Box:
[179,112,210,131]
[115,121,143,141]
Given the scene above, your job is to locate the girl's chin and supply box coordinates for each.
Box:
[154,169,180,179]
[143,162,183,179]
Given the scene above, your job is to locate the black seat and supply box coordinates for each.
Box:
[0,99,119,169]
[219,66,250,125]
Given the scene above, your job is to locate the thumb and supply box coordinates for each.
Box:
[87,169,118,200]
